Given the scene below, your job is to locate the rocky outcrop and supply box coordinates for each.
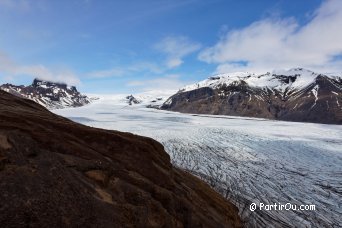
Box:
[126,95,142,105]
[162,69,342,124]
[0,90,241,227]
[0,79,91,109]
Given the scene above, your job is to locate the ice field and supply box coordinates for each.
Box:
[54,95,342,227]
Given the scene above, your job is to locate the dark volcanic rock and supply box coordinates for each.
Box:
[162,70,342,124]
[0,79,90,109]
[125,95,142,105]
[0,90,241,228]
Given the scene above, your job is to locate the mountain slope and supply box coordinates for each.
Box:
[0,79,91,109]
[0,90,241,227]
[161,68,342,124]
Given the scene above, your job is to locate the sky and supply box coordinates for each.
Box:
[0,0,341,94]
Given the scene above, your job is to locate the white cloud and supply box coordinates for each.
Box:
[199,0,342,73]
[127,74,189,91]
[166,58,183,69]
[90,62,191,91]
[126,80,145,87]
[87,62,163,78]
[0,52,80,85]
[155,36,201,68]
[87,68,125,78]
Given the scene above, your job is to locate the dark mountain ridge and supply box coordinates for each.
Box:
[0,78,91,109]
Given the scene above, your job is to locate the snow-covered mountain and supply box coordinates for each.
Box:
[0,79,91,109]
[161,68,342,124]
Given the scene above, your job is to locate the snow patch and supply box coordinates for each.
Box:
[179,68,340,96]
[310,85,319,109]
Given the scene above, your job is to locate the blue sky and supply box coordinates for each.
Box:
[0,0,341,94]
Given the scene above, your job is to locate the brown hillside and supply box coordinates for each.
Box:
[0,90,241,228]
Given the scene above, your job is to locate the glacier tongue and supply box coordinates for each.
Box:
[53,97,342,227]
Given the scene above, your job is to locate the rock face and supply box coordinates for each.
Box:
[124,92,172,108]
[161,68,342,124]
[0,79,91,109]
[0,90,241,228]
[125,95,142,105]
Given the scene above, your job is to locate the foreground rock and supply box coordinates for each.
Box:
[0,90,241,227]
[0,78,91,109]
[162,68,342,124]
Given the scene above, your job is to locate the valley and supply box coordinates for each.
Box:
[54,96,342,227]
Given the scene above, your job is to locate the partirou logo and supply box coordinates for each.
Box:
[250,203,316,211]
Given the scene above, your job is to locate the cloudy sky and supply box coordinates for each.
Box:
[0,0,341,93]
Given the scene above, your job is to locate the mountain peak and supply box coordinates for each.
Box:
[180,69,340,93]
[32,78,68,89]
[163,68,341,124]
[0,79,90,109]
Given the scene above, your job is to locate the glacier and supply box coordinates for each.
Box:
[54,95,342,227]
